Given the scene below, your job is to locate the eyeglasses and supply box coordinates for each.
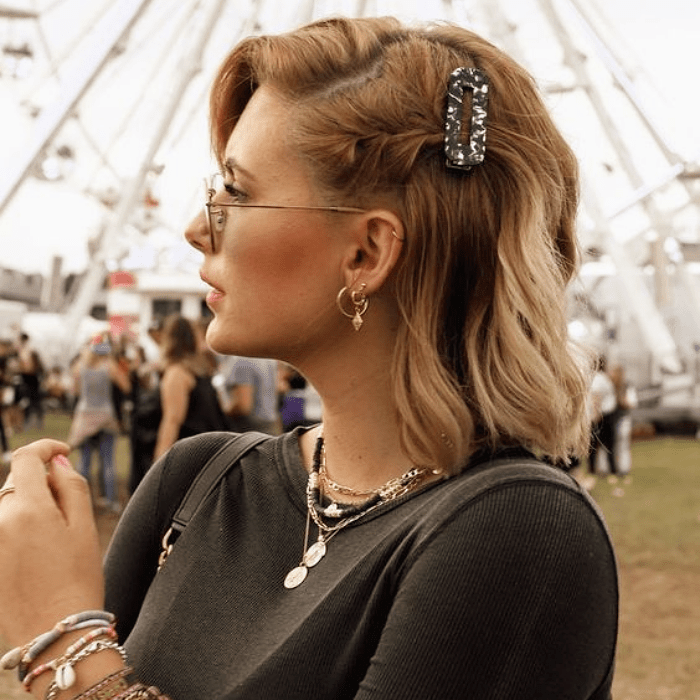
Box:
[203,173,366,252]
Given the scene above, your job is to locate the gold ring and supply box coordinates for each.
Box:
[0,485,16,502]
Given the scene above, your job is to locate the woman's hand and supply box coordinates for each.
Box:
[0,440,104,646]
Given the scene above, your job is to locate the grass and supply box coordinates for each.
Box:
[582,438,700,700]
[1,416,699,699]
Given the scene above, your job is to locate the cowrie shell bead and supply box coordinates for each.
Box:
[0,647,22,670]
[56,663,77,690]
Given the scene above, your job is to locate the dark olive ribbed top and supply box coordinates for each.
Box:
[105,429,617,700]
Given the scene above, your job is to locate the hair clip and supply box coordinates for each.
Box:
[444,67,489,171]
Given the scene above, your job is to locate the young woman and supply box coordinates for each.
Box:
[66,334,131,512]
[0,17,617,700]
[152,314,228,461]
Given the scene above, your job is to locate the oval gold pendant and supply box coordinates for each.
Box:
[303,540,327,568]
[284,565,308,589]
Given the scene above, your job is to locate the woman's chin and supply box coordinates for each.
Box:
[204,318,228,354]
[205,319,248,357]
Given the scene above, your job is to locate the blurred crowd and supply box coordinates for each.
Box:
[1,324,640,505]
[0,332,49,460]
[0,316,322,509]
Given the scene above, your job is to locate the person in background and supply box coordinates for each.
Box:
[220,355,281,434]
[587,355,619,485]
[0,343,12,462]
[16,333,44,430]
[127,344,161,495]
[143,318,165,364]
[278,364,323,432]
[1,347,23,436]
[609,363,636,483]
[109,337,133,435]
[0,17,617,700]
[153,314,228,460]
[44,366,73,413]
[66,334,131,512]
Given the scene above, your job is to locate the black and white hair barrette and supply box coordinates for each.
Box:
[444,66,489,171]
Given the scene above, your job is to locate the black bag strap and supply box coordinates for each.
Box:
[158,431,269,569]
[171,431,269,533]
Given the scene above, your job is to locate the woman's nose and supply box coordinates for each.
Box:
[184,210,211,253]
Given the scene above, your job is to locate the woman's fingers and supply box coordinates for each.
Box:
[47,454,95,527]
[8,439,71,507]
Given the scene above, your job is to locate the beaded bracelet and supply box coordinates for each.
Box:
[19,620,111,681]
[0,610,116,678]
[113,683,170,699]
[22,628,118,690]
[46,666,134,700]
[25,638,126,696]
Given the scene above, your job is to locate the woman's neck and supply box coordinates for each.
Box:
[298,359,417,495]
[294,292,427,494]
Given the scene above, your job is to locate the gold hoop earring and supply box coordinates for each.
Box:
[336,283,369,331]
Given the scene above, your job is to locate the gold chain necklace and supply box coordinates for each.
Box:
[283,433,439,589]
[317,440,434,499]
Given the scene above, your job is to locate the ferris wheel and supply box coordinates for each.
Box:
[1,0,698,392]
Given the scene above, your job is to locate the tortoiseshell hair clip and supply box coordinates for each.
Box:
[444,67,489,171]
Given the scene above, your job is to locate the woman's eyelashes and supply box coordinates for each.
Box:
[224,182,247,202]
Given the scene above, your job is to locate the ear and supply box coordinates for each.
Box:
[342,210,405,294]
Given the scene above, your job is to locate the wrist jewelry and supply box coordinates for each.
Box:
[113,683,170,699]
[0,610,116,681]
[47,666,133,700]
[24,637,126,694]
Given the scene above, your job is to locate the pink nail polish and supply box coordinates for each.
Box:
[53,455,73,469]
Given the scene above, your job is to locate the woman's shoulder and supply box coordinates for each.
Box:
[390,459,617,700]
[399,457,617,617]
[112,431,275,550]
[433,454,579,504]
[161,361,197,385]
[414,456,611,552]
[156,431,283,495]
[161,430,253,472]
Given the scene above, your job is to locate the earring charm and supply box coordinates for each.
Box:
[336,283,369,331]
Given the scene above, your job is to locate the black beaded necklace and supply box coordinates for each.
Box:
[283,433,437,589]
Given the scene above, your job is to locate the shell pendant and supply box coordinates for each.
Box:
[55,662,77,690]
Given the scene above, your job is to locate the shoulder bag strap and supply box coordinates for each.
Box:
[158,431,269,569]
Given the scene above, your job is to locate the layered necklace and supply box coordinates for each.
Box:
[284,432,439,589]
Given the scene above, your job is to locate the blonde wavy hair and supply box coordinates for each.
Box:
[210,16,591,473]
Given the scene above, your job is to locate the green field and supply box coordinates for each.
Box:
[1,414,699,699]
[584,438,700,700]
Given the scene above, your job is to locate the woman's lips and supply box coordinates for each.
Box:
[206,288,225,307]
[200,271,225,307]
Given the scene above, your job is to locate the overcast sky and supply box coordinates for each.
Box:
[0,0,697,275]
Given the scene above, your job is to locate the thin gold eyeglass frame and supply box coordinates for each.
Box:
[203,175,367,252]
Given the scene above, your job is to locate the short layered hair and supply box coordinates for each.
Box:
[210,16,590,473]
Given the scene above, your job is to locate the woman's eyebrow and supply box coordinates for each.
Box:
[224,157,257,182]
